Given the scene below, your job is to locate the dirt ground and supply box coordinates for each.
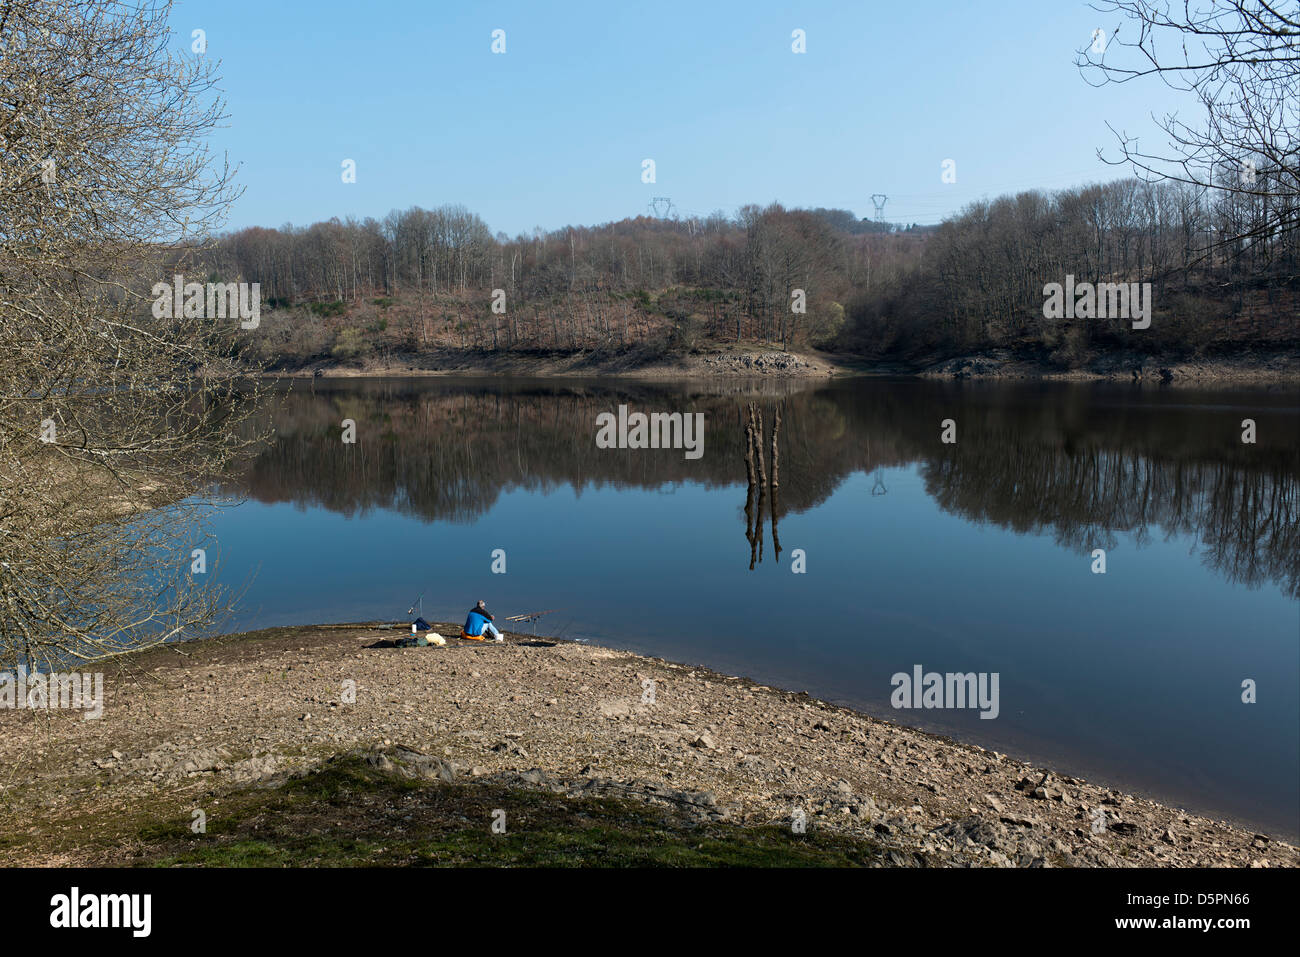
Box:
[0,623,1294,867]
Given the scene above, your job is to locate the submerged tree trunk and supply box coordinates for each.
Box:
[770,405,781,488]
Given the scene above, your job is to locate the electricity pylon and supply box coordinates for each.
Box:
[648,197,676,219]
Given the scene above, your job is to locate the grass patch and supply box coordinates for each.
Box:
[137,754,894,868]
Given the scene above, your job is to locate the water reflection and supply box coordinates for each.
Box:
[228,377,1299,597]
[742,401,784,569]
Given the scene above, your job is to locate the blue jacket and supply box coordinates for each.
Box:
[464,610,490,636]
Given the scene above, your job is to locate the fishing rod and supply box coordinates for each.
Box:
[504,608,561,635]
[406,591,425,618]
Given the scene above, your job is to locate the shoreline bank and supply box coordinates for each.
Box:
[257,345,1300,385]
[1,623,1293,867]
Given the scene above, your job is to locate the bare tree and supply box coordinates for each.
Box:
[1078,0,1300,255]
[0,0,255,671]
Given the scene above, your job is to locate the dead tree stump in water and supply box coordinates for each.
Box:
[770,483,782,563]
[770,406,781,489]
[744,480,759,569]
[743,404,757,487]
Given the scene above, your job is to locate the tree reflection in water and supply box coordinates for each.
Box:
[225,377,1298,598]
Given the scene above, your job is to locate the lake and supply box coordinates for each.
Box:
[203,375,1299,839]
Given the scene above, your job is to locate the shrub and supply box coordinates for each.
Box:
[309,301,347,318]
[331,327,368,360]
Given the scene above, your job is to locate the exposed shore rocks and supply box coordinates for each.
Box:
[1,623,1294,867]
[692,351,826,376]
[921,349,1300,384]
[271,347,840,380]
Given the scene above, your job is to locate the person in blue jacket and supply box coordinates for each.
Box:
[463,600,504,642]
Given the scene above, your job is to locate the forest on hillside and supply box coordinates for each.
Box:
[198,0,1300,374]
[202,175,1298,371]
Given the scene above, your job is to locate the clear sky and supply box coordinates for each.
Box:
[174,0,1191,236]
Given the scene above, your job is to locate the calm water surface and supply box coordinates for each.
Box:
[204,376,1299,838]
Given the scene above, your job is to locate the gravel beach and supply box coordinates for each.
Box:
[1,623,1294,867]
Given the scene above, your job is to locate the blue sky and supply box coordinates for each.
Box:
[175,0,1191,236]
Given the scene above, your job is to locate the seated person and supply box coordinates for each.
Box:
[462,600,504,642]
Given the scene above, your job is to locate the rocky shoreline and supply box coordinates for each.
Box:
[1,623,1294,867]
[919,348,1300,384]
[262,347,843,380]
[264,346,1300,385]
